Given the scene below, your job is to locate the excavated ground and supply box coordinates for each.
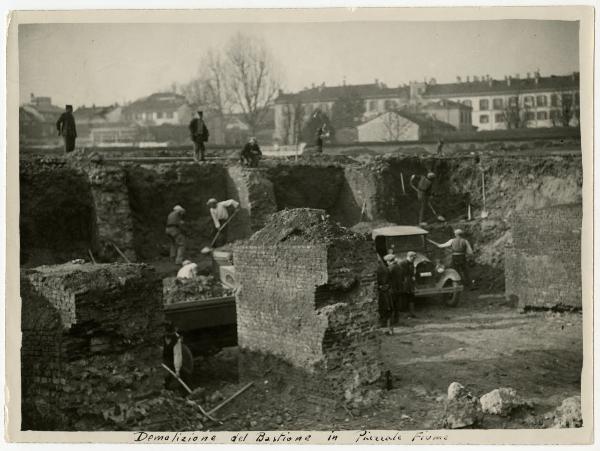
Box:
[189,290,582,431]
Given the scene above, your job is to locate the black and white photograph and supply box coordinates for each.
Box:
[5,6,594,445]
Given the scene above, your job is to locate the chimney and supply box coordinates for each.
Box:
[30,92,34,101]
[534,70,540,84]
[311,83,315,89]
[507,76,512,87]
[343,77,346,86]
[466,76,470,83]
[456,76,462,83]
[572,71,577,81]
[374,78,379,86]
[488,78,493,87]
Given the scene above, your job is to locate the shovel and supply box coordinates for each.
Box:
[201,209,239,254]
[481,171,489,219]
[428,201,446,222]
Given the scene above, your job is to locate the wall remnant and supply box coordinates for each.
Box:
[21,263,165,430]
[234,209,382,406]
[505,204,582,310]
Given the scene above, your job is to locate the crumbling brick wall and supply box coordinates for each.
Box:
[505,204,582,309]
[21,263,165,430]
[226,166,277,242]
[86,164,136,261]
[234,209,382,406]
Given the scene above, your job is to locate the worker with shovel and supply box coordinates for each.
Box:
[429,229,475,290]
[410,171,437,226]
[165,205,187,265]
[207,198,240,249]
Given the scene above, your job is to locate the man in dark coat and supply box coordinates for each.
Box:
[56,105,77,153]
[315,123,328,153]
[390,251,417,319]
[189,111,210,162]
[377,256,394,334]
[240,137,262,167]
[410,172,436,225]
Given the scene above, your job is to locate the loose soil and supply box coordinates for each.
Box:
[187,289,582,431]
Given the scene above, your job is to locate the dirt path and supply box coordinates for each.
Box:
[200,290,581,431]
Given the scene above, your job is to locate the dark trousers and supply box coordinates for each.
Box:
[63,136,76,153]
[417,192,429,223]
[213,223,229,249]
[452,254,471,287]
[316,138,323,153]
[165,227,186,264]
[399,292,415,311]
[193,141,206,161]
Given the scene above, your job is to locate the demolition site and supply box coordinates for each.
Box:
[20,148,583,431]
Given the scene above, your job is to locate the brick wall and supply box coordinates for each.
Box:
[21,263,165,430]
[86,164,136,261]
[226,166,277,242]
[505,204,582,309]
[233,210,382,406]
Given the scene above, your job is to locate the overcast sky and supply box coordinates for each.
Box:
[19,20,579,108]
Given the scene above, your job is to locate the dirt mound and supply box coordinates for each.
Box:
[247,208,362,245]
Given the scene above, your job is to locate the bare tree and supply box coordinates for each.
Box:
[381,112,402,141]
[225,32,280,135]
[501,93,531,129]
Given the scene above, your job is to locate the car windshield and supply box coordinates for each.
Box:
[376,234,426,256]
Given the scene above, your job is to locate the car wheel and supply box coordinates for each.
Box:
[443,280,460,307]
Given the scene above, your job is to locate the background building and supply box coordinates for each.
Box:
[422,72,580,130]
[122,92,194,126]
[356,110,455,142]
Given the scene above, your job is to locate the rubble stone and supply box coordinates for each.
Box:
[551,396,582,428]
[442,397,483,429]
[447,382,469,400]
[480,387,526,416]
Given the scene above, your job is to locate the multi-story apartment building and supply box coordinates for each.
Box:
[422,72,580,131]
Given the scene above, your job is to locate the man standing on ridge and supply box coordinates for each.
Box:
[56,104,77,153]
[189,110,210,162]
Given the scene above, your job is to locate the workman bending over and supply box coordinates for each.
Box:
[410,172,435,225]
[240,137,262,167]
[431,229,474,289]
[207,198,240,248]
[177,260,198,280]
[165,205,186,264]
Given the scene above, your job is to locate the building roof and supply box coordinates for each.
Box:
[423,73,579,98]
[422,99,472,111]
[372,226,429,238]
[75,105,120,121]
[21,103,62,122]
[275,83,410,104]
[124,92,189,113]
[358,110,456,131]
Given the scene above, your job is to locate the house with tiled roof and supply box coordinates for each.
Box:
[422,72,580,130]
[420,99,473,131]
[356,110,456,142]
[274,81,411,144]
[19,95,63,144]
[122,92,194,126]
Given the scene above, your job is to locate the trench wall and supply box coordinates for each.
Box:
[21,263,164,430]
[505,204,582,310]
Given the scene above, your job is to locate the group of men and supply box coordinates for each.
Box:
[165,197,240,265]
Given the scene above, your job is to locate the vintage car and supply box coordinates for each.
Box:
[372,225,463,307]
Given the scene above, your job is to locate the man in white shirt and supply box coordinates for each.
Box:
[207,198,240,247]
[177,260,198,280]
[429,229,474,289]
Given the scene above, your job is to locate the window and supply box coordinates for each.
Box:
[384,99,397,111]
[146,112,153,119]
[524,96,534,107]
[536,95,547,107]
[508,96,518,107]
[166,112,174,119]
[495,113,505,122]
[463,100,472,107]
[479,99,489,110]
[562,94,573,106]
[525,112,535,121]
[536,111,548,120]
[492,98,503,110]
[369,100,377,111]
[157,112,164,119]
[550,94,559,107]
[550,110,561,120]
[479,114,489,124]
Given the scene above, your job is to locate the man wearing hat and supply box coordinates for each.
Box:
[165,205,186,264]
[390,251,418,319]
[430,229,474,289]
[240,137,262,167]
[207,198,240,248]
[410,171,436,225]
[56,104,77,153]
[189,111,210,162]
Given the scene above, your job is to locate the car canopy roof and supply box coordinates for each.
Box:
[372,225,429,239]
